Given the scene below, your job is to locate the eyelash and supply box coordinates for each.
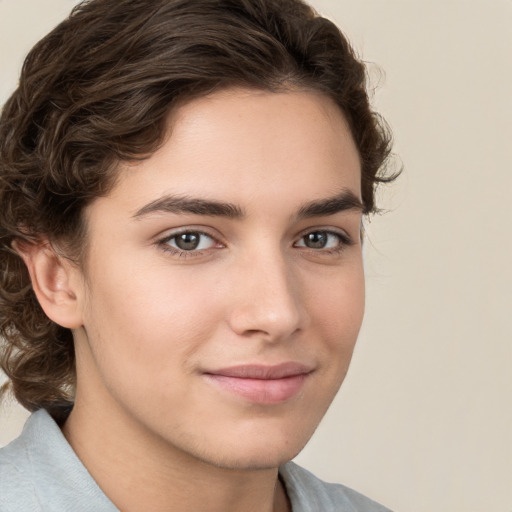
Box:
[157,228,353,258]
[158,229,221,258]
[294,230,354,255]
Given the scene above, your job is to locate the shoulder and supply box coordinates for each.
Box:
[279,462,393,512]
[0,409,118,512]
[0,417,40,512]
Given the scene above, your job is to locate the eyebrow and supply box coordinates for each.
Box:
[132,195,244,219]
[296,190,364,219]
[132,190,363,221]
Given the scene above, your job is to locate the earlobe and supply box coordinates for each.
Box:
[13,239,84,329]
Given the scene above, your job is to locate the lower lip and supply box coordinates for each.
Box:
[204,374,308,404]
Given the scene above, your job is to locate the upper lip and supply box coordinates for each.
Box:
[205,362,314,380]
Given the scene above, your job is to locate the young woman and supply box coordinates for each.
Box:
[0,0,396,510]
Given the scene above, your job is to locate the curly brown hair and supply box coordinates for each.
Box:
[0,0,396,417]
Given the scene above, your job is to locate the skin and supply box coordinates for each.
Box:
[22,88,365,512]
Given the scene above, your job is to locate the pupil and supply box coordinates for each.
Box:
[305,232,327,249]
[176,233,200,250]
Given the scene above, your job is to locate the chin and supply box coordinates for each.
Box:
[190,423,314,471]
[207,447,303,472]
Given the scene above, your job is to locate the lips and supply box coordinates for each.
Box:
[203,362,313,404]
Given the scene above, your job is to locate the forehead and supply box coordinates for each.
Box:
[167,87,359,178]
[93,88,361,219]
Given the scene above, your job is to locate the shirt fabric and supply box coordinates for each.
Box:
[0,410,392,511]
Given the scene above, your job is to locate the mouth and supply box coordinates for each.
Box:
[203,362,313,404]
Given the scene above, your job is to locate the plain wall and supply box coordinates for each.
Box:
[1,1,511,511]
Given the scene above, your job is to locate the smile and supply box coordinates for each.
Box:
[203,363,313,404]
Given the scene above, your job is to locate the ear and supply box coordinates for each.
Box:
[13,239,84,329]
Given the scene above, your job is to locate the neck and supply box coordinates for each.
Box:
[62,392,290,512]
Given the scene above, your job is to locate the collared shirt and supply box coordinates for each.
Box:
[0,410,392,512]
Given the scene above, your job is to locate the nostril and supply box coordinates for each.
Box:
[228,298,304,341]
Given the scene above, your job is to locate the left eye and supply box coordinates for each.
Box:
[295,231,344,250]
[164,231,217,251]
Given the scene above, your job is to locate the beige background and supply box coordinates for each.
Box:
[1,1,511,511]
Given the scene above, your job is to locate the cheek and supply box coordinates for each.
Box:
[307,261,365,346]
[303,260,365,398]
[80,262,223,387]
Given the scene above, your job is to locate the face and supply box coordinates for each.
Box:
[72,88,365,470]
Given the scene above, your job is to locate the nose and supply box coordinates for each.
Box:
[227,250,306,342]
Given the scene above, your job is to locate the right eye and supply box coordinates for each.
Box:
[160,230,218,253]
